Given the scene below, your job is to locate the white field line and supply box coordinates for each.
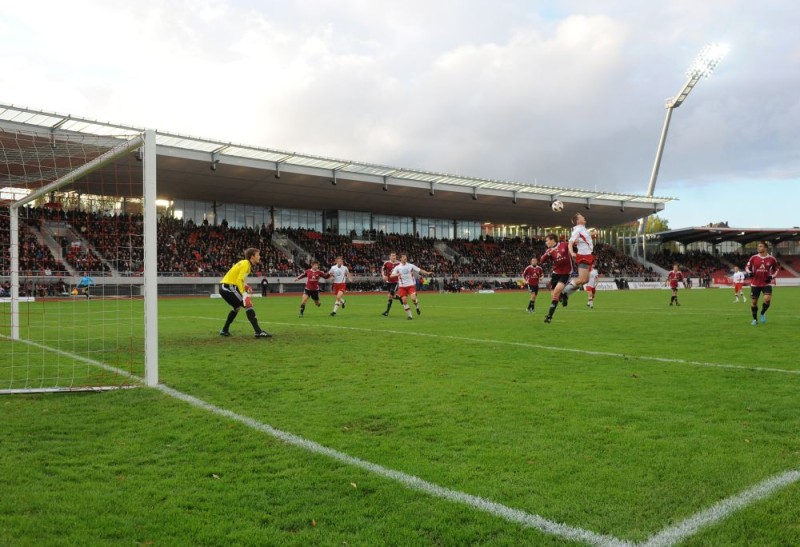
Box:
[6,333,799,545]
[434,304,800,319]
[2,335,628,547]
[0,335,145,391]
[640,470,800,547]
[156,383,631,547]
[181,316,800,377]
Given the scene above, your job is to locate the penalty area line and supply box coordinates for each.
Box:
[1,334,628,545]
[641,469,800,547]
[179,316,800,377]
[155,383,631,547]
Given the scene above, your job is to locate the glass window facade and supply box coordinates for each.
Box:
[455,220,481,240]
[416,218,454,239]
[339,211,372,237]
[372,214,413,236]
[164,200,489,242]
[273,208,322,231]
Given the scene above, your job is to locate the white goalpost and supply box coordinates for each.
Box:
[0,125,158,393]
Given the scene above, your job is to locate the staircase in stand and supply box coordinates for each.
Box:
[31,221,76,276]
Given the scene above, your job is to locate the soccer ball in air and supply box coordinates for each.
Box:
[551,200,564,212]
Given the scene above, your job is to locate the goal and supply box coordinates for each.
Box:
[0,124,158,393]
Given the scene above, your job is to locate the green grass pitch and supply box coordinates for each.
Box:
[2,287,799,545]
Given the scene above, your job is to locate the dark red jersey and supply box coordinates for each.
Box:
[745,254,778,287]
[382,260,400,282]
[522,265,543,286]
[296,268,330,291]
[667,270,684,289]
[540,242,573,275]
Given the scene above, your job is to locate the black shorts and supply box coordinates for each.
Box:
[303,288,320,301]
[551,274,570,288]
[527,283,539,294]
[750,285,772,299]
[386,282,398,295]
[220,283,244,309]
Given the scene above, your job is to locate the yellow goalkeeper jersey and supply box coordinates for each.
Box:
[220,259,251,293]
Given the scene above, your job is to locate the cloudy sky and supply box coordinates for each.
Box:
[2,0,799,229]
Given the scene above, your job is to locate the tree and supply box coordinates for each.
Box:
[646,215,669,234]
[604,215,669,234]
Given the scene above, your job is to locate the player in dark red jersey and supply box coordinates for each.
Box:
[540,233,574,323]
[745,241,779,325]
[294,261,331,317]
[522,257,544,313]
[381,252,402,316]
[666,264,684,306]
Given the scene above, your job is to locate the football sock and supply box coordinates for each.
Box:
[751,305,758,320]
[299,304,305,315]
[223,310,237,331]
[404,305,412,318]
[528,301,534,310]
[563,282,577,296]
[333,302,340,313]
[386,298,393,312]
[761,302,770,315]
[245,308,262,333]
[548,300,558,317]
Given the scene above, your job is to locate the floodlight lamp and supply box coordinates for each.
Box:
[687,43,729,79]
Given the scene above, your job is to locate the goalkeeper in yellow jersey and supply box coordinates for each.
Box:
[219,248,271,338]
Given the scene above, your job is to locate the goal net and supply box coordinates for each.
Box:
[0,124,158,393]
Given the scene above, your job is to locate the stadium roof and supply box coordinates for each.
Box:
[0,103,675,228]
[654,226,800,245]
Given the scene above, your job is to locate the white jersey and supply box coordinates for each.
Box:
[732,271,745,284]
[329,264,349,284]
[569,224,594,255]
[587,269,600,288]
[391,262,421,288]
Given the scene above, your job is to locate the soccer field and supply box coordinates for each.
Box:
[2,288,799,546]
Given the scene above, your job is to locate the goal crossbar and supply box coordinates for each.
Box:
[2,128,158,392]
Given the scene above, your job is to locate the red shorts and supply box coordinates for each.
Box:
[575,254,594,267]
[333,283,347,294]
[586,286,595,295]
[397,285,416,298]
[734,283,743,292]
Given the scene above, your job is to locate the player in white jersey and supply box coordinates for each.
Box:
[390,254,434,320]
[328,256,353,316]
[585,266,599,308]
[732,266,745,302]
[560,213,595,305]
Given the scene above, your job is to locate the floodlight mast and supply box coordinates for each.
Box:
[634,43,729,259]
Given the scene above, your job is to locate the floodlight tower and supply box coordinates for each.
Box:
[635,43,729,259]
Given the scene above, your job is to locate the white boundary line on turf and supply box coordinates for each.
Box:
[640,469,800,547]
[156,383,631,547]
[3,335,628,547]
[8,334,800,546]
[182,316,800,377]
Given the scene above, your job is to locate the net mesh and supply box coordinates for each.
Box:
[1,127,146,392]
